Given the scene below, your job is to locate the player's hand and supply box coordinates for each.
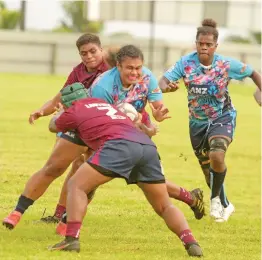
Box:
[29,110,44,125]
[136,123,159,137]
[165,81,179,93]
[149,103,171,122]
[253,88,261,106]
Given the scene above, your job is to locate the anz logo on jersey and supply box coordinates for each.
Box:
[188,84,218,96]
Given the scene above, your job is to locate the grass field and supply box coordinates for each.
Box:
[0,73,260,260]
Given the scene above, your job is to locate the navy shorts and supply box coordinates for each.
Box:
[87,139,165,184]
[57,131,86,146]
[190,111,237,163]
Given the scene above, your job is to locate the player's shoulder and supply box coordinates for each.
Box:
[181,51,199,63]
[142,66,153,76]
[213,53,241,67]
[71,62,85,72]
[98,67,118,81]
[141,66,156,81]
[213,53,229,62]
[166,51,198,73]
[91,67,117,91]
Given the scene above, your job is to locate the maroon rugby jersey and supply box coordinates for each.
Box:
[55,98,154,150]
[63,61,108,89]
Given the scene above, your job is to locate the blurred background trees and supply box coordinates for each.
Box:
[53,1,103,33]
[0,1,20,29]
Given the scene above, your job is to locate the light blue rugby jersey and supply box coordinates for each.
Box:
[88,67,162,112]
[164,51,253,122]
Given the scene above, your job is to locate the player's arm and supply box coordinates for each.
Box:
[90,84,114,104]
[49,108,77,133]
[29,71,77,124]
[228,58,261,106]
[29,92,62,124]
[147,74,170,122]
[250,71,261,90]
[136,122,159,137]
[159,77,179,93]
[48,110,64,133]
[250,71,261,106]
[159,59,184,93]
[134,113,159,137]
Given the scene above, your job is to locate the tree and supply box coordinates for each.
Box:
[54,1,103,33]
[0,1,20,29]
[252,32,261,45]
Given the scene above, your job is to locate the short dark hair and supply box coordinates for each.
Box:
[76,33,101,49]
[196,18,219,42]
[116,45,144,64]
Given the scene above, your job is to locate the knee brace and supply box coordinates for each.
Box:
[210,137,229,153]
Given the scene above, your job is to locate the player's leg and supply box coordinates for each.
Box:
[157,152,205,219]
[56,139,141,236]
[40,132,88,223]
[208,135,230,220]
[58,155,86,206]
[165,180,205,220]
[50,139,137,251]
[190,122,228,220]
[136,145,202,257]
[55,150,95,236]
[140,111,204,218]
[189,122,225,220]
[207,112,237,221]
[198,158,230,214]
[58,149,94,207]
[3,137,87,229]
[56,188,97,237]
[139,183,203,257]
[49,162,113,252]
[41,155,85,224]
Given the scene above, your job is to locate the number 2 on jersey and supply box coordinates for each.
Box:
[97,106,126,120]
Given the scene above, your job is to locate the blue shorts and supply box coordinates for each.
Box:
[87,139,165,184]
[57,131,86,146]
[190,111,237,163]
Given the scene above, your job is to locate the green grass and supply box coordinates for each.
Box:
[0,73,260,260]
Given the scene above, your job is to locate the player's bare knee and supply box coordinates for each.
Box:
[71,156,85,171]
[43,162,66,178]
[67,177,79,193]
[154,203,174,217]
[209,153,225,168]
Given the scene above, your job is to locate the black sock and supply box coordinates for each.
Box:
[210,168,227,199]
[15,195,34,214]
[220,184,230,207]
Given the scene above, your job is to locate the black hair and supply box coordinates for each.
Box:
[76,33,101,49]
[116,45,144,64]
[196,18,219,42]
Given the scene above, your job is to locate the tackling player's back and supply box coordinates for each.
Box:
[55,98,154,150]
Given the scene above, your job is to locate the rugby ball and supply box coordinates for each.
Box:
[117,103,138,122]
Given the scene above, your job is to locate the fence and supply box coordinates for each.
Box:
[0,31,260,77]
